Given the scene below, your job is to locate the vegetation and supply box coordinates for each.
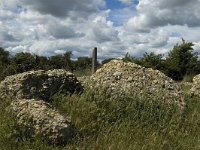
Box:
[165,39,199,80]
[134,52,165,71]
[0,39,200,149]
[122,39,200,81]
[0,49,99,81]
[0,39,199,81]
[1,84,200,149]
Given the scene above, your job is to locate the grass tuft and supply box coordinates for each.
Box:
[1,85,200,149]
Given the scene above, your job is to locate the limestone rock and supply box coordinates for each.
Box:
[190,74,200,97]
[77,76,91,89]
[0,69,84,101]
[90,59,185,108]
[10,99,74,145]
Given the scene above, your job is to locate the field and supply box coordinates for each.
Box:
[0,83,200,150]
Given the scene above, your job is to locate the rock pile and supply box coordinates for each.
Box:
[91,59,185,108]
[0,69,83,101]
[0,69,82,145]
[10,99,74,145]
[190,74,200,97]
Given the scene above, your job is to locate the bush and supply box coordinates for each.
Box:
[165,39,198,80]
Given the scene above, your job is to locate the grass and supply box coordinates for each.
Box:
[1,83,200,150]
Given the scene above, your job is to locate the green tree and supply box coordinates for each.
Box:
[0,48,11,80]
[13,52,37,72]
[35,55,50,70]
[123,52,134,62]
[101,58,115,65]
[0,47,9,65]
[74,57,92,70]
[48,51,72,70]
[49,55,64,69]
[137,52,165,71]
[165,39,198,80]
[63,51,72,70]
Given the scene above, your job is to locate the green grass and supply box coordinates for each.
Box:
[73,68,92,77]
[1,84,200,150]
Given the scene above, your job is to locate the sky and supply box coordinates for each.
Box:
[0,0,200,60]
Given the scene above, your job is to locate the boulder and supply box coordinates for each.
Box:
[0,69,83,101]
[190,74,200,97]
[10,99,74,145]
[90,59,185,108]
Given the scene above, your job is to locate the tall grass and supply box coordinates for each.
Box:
[1,83,200,149]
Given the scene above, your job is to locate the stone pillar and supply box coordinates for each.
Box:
[92,47,97,74]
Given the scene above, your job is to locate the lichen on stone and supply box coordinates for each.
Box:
[190,74,200,97]
[0,69,84,101]
[0,69,81,145]
[9,99,74,145]
[90,59,185,108]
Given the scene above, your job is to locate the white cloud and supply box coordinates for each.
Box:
[128,0,200,31]
[1,0,200,61]
[17,0,105,18]
[46,21,84,39]
[87,11,120,43]
[108,7,136,26]
[193,42,200,54]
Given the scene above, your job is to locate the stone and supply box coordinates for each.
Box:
[190,74,200,97]
[90,59,185,108]
[0,69,84,101]
[9,99,74,145]
[0,69,82,145]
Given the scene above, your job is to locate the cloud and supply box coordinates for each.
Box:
[147,29,169,48]
[46,22,84,39]
[1,0,200,61]
[108,7,136,26]
[17,0,105,18]
[128,0,200,31]
[88,11,120,43]
[0,25,16,42]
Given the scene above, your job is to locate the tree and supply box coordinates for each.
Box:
[123,52,134,62]
[74,57,92,70]
[0,47,10,65]
[101,58,115,65]
[165,39,198,80]
[35,55,50,70]
[63,51,72,71]
[49,55,64,69]
[48,51,72,70]
[13,52,37,72]
[137,52,165,71]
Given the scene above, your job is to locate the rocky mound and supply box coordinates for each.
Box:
[0,69,82,145]
[190,74,200,97]
[10,99,74,145]
[0,69,83,101]
[91,59,185,108]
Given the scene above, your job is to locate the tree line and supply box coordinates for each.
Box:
[121,39,200,81]
[0,39,200,81]
[0,49,95,81]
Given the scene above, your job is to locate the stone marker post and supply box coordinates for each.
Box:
[92,47,97,74]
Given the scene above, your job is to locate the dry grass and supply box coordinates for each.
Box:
[1,83,200,150]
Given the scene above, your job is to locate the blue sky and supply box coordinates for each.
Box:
[106,0,129,9]
[0,0,200,60]
[106,0,139,9]
[106,0,138,26]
